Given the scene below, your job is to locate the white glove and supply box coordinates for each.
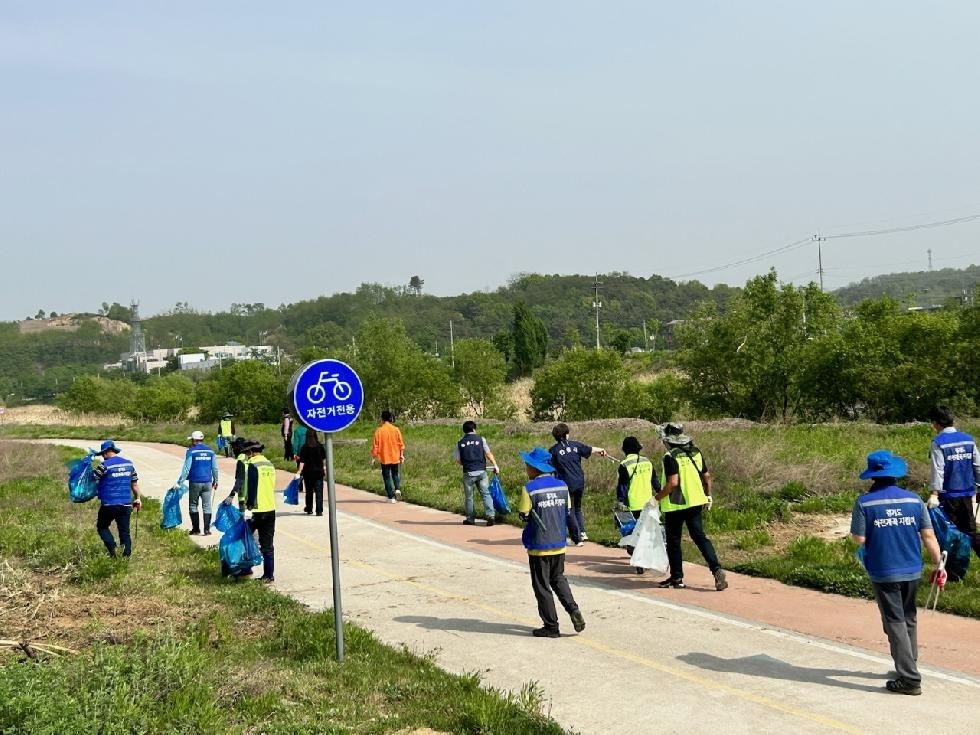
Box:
[705,496,714,511]
[927,494,940,509]
[243,510,253,521]
[294,472,301,480]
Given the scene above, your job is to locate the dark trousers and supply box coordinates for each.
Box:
[283,437,293,461]
[97,504,133,557]
[941,496,980,557]
[303,476,324,515]
[663,505,721,580]
[249,511,276,579]
[565,488,584,541]
[381,464,401,498]
[528,553,579,631]
[872,580,921,683]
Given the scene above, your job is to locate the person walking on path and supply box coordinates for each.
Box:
[291,421,308,472]
[654,423,727,591]
[454,420,500,526]
[281,410,294,461]
[296,430,327,516]
[244,441,278,583]
[371,411,405,503]
[217,412,237,458]
[223,437,250,514]
[177,430,219,536]
[616,436,659,521]
[92,440,143,558]
[851,449,944,696]
[518,446,587,638]
[548,423,605,545]
[926,405,980,561]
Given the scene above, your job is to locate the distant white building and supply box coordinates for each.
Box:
[115,343,278,374]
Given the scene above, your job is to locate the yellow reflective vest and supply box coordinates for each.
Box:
[659,447,709,513]
[621,453,655,511]
[246,453,277,513]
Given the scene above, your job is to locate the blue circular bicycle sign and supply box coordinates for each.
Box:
[292,359,364,433]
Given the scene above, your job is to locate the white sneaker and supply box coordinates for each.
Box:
[388,498,397,504]
[395,489,402,500]
[580,533,589,541]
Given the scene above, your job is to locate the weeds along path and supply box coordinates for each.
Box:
[46,440,980,735]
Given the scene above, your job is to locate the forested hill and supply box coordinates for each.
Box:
[831,264,980,307]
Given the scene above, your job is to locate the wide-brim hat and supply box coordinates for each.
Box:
[520,446,555,473]
[663,433,693,446]
[859,449,908,480]
[99,440,121,455]
[244,441,265,454]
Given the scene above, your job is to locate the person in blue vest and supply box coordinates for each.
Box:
[92,440,143,557]
[927,405,980,562]
[454,421,500,526]
[851,449,944,696]
[177,430,219,536]
[518,446,586,638]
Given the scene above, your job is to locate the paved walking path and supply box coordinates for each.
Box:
[51,440,980,734]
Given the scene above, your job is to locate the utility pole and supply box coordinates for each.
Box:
[928,248,933,271]
[449,320,455,368]
[591,274,603,350]
[642,321,647,351]
[812,234,826,291]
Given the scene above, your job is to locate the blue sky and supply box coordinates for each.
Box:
[3,2,979,320]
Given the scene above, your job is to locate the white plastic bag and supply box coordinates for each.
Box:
[629,501,668,573]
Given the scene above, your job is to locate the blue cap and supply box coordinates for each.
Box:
[859,449,908,480]
[519,446,555,474]
[99,440,121,455]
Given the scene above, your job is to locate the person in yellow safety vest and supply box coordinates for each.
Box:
[242,442,278,583]
[217,413,237,458]
[654,423,728,591]
[616,436,660,519]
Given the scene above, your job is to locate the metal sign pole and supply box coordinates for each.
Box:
[325,432,344,662]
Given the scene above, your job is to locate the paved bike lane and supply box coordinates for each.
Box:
[52,441,980,735]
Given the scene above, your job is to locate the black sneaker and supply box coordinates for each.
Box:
[570,609,586,633]
[462,518,476,525]
[658,578,685,589]
[885,678,921,695]
[532,627,560,638]
[486,518,495,527]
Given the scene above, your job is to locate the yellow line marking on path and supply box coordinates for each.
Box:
[279,526,861,734]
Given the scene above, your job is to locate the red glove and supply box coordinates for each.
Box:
[930,567,948,590]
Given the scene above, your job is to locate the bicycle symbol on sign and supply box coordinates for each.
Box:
[306,372,353,404]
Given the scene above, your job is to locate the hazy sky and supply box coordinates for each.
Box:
[4,2,980,321]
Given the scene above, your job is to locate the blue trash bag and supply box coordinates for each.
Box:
[489,474,510,514]
[160,483,187,530]
[216,435,226,452]
[929,506,971,581]
[213,502,242,533]
[283,478,300,506]
[67,450,99,503]
[219,518,262,576]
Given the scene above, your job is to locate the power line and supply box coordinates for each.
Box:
[672,211,980,280]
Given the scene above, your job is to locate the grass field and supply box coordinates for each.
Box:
[4,414,979,620]
[0,442,570,735]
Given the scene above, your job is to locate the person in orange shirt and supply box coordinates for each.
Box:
[371,410,405,503]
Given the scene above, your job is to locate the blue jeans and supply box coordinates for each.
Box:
[463,471,494,520]
[381,464,401,499]
[188,481,213,515]
[97,504,133,557]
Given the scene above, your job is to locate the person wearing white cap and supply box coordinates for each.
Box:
[177,430,219,535]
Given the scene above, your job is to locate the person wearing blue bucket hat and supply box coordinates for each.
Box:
[851,449,943,696]
[91,440,143,557]
[517,446,586,638]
